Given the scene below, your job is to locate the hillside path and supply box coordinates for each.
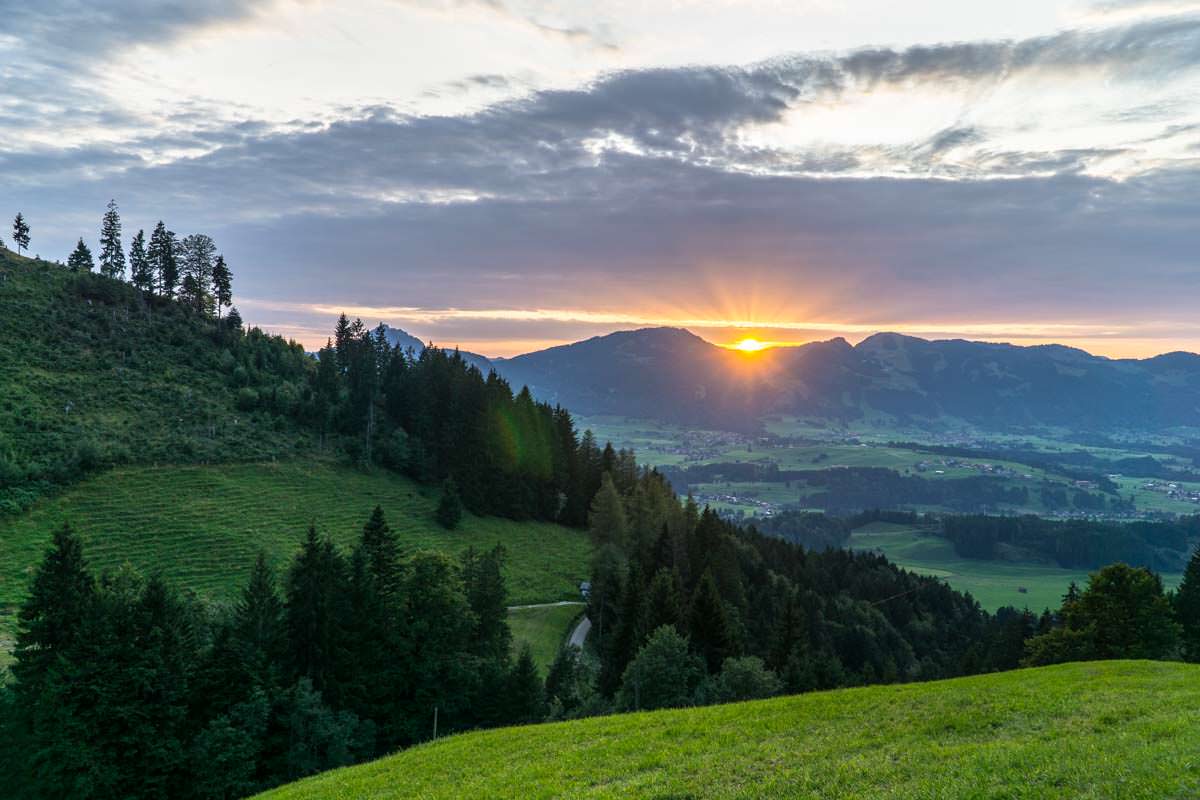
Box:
[507,600,585,610]
[568,616,591,648]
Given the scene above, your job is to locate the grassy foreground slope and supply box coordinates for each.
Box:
[259,661,1199,800]
[0,461,591,615]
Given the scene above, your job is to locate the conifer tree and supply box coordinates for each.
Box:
[436,477,463,530]
[360,506,403,601]
[98,198,125,279]
[286,525,351,705]
[148,221,178,298]
[600,561,645,696]
[12,523,95,694]
[66,238,94,272]
[588,472,627,548]
[506,645,547,724]
[232,552,288,690]
[617,625,703,711]
[689,570,735,673]
[642,568,683,635]
[462,545,510,661]
[129,229,153,293]
[1176,545,1200,662]
[212,254,233,318]
[12,212,29,254]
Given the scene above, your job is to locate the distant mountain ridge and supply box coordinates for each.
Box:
[491,327,1200,432]
[379,324,494,373]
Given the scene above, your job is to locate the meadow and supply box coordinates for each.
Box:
[256,660,1200,799]
[507,602,585,674]
[849,522,1182,611]
[0,460,593,649]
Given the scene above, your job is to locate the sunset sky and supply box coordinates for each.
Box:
[5,0,1200,357]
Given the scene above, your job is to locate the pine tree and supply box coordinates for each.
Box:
[436,477,463,530]
[148,221,178,298]
[600,561,644,696]
[12,212,30,254]
[212,254,233,318]
[129,229,153,293]
[66,238,94,272]
[642,568,683,635]
[98,198,125,279]
[1177,544,1200,662]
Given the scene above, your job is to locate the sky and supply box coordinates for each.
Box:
[4,0,1200,358]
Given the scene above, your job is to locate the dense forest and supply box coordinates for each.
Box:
[941,513,1200,571]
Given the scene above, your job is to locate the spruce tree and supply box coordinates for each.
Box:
[436,477,463,530]
[12,523,95,694]
[98,198,125,279]
[12,212,29,254]
[232,552,288,691]
[689,570,735,674]
[129,229,153,293]
[148,221,178,298]
[588,472,627,548]
[212,254,233,318]
[360,506,403,601]
[286,525,351,706]
[66,238,94,272]
[642,568,683,635]
[1176,544,1200,662]
[462,545,510,662]
[505,644,547,724]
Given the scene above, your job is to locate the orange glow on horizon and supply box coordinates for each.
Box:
[732,337,770,352]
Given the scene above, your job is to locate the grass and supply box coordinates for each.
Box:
[849,522,1182,611]
[0,461,593,649]
[256,660,1200,799]
[507,603,584,674]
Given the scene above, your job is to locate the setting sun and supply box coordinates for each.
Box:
[733,337,768,352]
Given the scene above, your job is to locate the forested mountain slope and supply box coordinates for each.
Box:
[258,660,1200,800]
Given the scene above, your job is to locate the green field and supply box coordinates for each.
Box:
[257,660,1200,799]
[507,602,584,674]
[849,522,1182,611]
[0,461,593,648]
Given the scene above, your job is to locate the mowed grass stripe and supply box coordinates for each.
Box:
[0,461,592,613]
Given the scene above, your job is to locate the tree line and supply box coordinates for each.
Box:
[6,205,235,320]
[0,511,545,799]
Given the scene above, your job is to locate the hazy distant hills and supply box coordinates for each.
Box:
[491,327,1200,432]
[380,324,494,374]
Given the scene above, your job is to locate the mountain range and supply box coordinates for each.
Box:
[469,327,1200,432]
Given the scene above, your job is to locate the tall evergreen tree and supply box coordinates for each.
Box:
[66,238,94,272]
[1176,544,1200,662]
[98,198,125,279]
[588,472,627,548]
[505,645,546,724]
[232,552,288,691]
[461,546,510,662]
[212,254,233,318]
[128,229,153,293]
[286,525,351,706]
[360,506,403,601]
[12,211,30,254]
[148,221,178,298]
[689,570,736,674]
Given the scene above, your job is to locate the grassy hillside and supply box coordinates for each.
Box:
[850,522,1182,611]
[258,661,1199,799]
[0,461,592,646]
[507,602,584,674]
[0,249,313,514]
